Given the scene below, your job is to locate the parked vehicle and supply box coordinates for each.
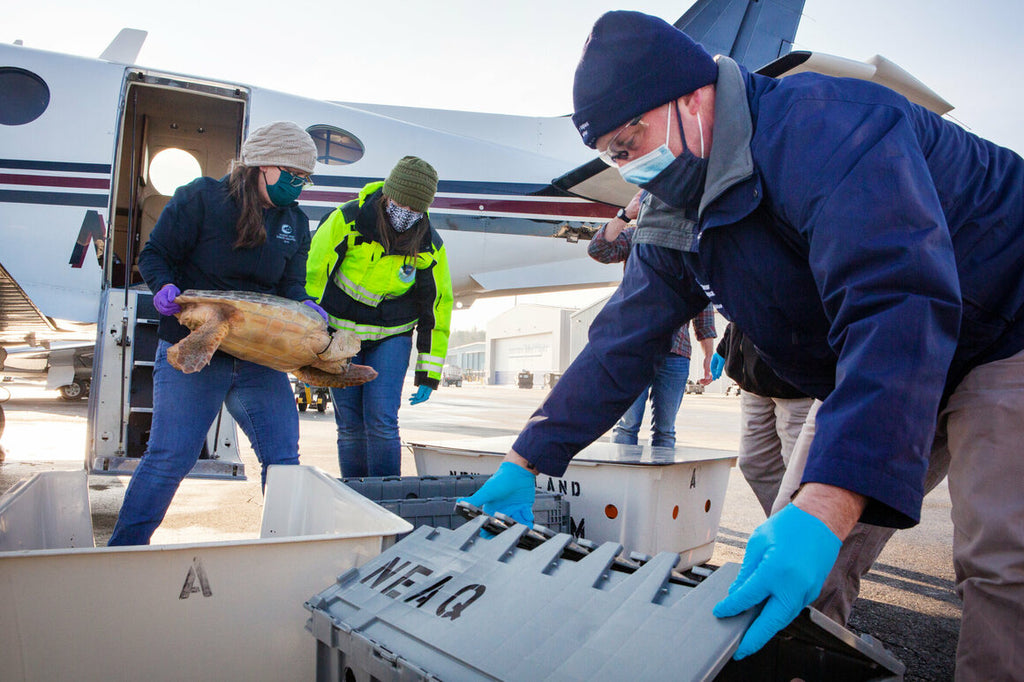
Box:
[295,382,330,412]
[442,365,463,388]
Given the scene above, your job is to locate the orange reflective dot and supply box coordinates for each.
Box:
[605,504,618,519]
[704,499,712,513]
[672,505,679,520]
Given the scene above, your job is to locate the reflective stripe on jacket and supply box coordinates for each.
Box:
[306,182,453,388]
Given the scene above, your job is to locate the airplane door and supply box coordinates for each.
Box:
[88,74,249,480]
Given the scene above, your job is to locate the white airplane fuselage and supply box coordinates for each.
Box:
[0,40,620,347]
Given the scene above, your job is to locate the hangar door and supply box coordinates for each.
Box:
[492,333,553,385]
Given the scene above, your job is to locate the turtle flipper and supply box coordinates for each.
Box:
[293,363,378,388]
[308,330,361,373]
[167,305,235,373]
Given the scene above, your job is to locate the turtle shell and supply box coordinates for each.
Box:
[173,290,333,372]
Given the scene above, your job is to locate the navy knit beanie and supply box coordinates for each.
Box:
[572,11,719,148]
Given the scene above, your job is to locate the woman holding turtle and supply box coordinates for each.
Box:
[109,121,324,546]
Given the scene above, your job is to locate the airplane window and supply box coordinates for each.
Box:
[0,67,50,125]
[307,125,365,165]
[149,148,202,196]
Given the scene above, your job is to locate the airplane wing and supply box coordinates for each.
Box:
[1,342,94,390]
[550,158,637,208]
[552,0,807,208]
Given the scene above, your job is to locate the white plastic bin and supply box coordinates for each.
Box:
[0,469,93,551]
[0,466,411,681]
[411,436,735,568]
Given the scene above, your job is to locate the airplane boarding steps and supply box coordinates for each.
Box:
[305,504,906,681]
[89,287,244,480]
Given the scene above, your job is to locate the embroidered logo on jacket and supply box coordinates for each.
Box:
[277,224,297,244]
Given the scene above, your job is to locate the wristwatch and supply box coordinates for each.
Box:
[615,208,629,222]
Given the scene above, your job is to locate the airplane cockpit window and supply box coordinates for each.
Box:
[148,148,202,196]
[0,67,50,125]
[307,125,364,165]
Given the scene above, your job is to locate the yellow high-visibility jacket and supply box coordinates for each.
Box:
[306,182,453,388]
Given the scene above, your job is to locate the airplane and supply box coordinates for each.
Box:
[0,0,954,474]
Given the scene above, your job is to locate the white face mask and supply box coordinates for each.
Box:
[618,102,676,186]
[385,201,424,233]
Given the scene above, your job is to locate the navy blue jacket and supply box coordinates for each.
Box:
[515,58,1024,528]
[138,176,312,344]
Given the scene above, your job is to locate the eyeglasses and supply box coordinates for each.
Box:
[279,168,314,188]
[598,116,647,166]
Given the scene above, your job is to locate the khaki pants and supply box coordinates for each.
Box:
[942,348,1024,680]
[736,391,815,517]
[775,402,948,627]
[776,349,1024,680]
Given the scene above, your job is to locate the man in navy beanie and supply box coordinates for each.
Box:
[462,10,1024,679]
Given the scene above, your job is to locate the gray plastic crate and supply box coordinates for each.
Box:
[305,517,904,681]
[341,474,571,536]
[340,474,489,501]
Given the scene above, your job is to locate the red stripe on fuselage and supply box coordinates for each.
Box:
[0,173,110,190]
[431,196,615,219]
[300,190,616,220]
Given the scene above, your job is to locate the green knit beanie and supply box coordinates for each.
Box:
[382,156,438,212]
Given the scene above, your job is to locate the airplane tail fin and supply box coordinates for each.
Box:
[99,28,147,64]
[675,0,806,71]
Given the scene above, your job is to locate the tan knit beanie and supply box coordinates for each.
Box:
[240,121,317,174]
[382,156,438,212]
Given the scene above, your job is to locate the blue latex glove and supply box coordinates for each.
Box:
[710,352,725,381]
[408,384,433,405]
[458,461,536,527]
[303,299,329,324]
[153,284,181,315]
[713,504,842,659]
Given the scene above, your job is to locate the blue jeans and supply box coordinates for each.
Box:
[612,353,690,448]
[109,340,299,545]
[330,333,412,477]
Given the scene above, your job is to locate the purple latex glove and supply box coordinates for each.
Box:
[303,299,329,324]
[154,284,181,315]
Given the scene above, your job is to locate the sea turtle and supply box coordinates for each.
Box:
[166,290,377,388]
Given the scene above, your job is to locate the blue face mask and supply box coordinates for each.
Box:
[640,117,708,210]
[265,169,304,207]
[621,103,709,211]
[618,103,677,186]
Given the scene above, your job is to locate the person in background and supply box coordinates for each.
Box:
[589,190,715,448]
[712,322,901,626]
[306,156,453,478]
[109,121,321,545]
[466,12,1024,677]
[712,322,813,517]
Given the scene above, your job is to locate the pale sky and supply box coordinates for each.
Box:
[6,0,1022,328]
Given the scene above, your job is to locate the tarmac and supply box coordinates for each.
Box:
[0,376,959,680]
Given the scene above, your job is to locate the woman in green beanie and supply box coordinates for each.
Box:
[306,156,453,476]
